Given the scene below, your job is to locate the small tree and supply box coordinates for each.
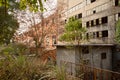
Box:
[60,17,86,44]
[59,17,87,77]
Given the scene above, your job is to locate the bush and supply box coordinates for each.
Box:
[0,43,54,80]
[0,54,53,80]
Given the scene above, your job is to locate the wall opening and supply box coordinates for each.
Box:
[96,32,99,38]
[118,13,120,17]
[93,10,96,14]
[86,33,89,39]
[78,13,82,19]
[86,21,90,28]
[96,19,100,25]
[102,30,108,37]
[91,20,94,26]
[102,16,108,24]
[91,0,96,3]
[82,46,89,54]
[101,53,107,59]
[115,0,120,6]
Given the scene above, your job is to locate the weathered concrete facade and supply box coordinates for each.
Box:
[57,44,113,69]
[57,0,120,72]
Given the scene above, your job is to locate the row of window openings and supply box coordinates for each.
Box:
[65,13,82,23]
[67,0,118,16]
[86,1,110,16]
[86,0,120,16]
[86,30,108,39]
[86,16,108,28]
[65,0,96,15]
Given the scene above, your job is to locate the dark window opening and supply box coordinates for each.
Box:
[96,19,100,25]
[78,13,82,19]
[96,32,99,38]
[86,33,89,39]
[102,30,108,37]
[91,20,94,26]
[86,21,90,28]
[102,16,108,24]
[65,19,67,23]
[93,32,96,38]
[101,53,107,59]
[91,0,96,3]
[118,13,120,17]
[93,10,96,14]
[82,46,89,54]
[115,0,119,6]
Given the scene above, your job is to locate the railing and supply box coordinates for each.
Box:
[60,61,120,80]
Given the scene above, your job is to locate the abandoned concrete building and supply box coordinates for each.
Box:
[56,0,120,74]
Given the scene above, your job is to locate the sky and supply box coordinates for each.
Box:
[17,0,57,34]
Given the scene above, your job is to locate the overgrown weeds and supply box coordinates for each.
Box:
[0,44,70,80]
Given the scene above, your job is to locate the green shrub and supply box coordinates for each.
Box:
[0,43,53,80]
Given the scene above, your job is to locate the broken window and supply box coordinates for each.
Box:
[93,32,96,38]
[93,10,96,14]
[102,30,108,37]
[65,19,67,23]
[101,53,107,59]
[78,13,82,19]
[86,21,90,28]
[82,46,89,54]
[118,13,120,17]
[91,0,96,3]
[115,0,120,6]
[96,32,99,38]
[102,16,108,24]
[96,19,100,25]
[86,33,89,39]
[91,20,94,26]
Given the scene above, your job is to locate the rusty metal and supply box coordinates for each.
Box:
[60,61,120,80]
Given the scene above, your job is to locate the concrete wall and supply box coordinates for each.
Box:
[57,46,76,65]
[75,46,112,69]
[56,46,76,75]
[56,45,113,75]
